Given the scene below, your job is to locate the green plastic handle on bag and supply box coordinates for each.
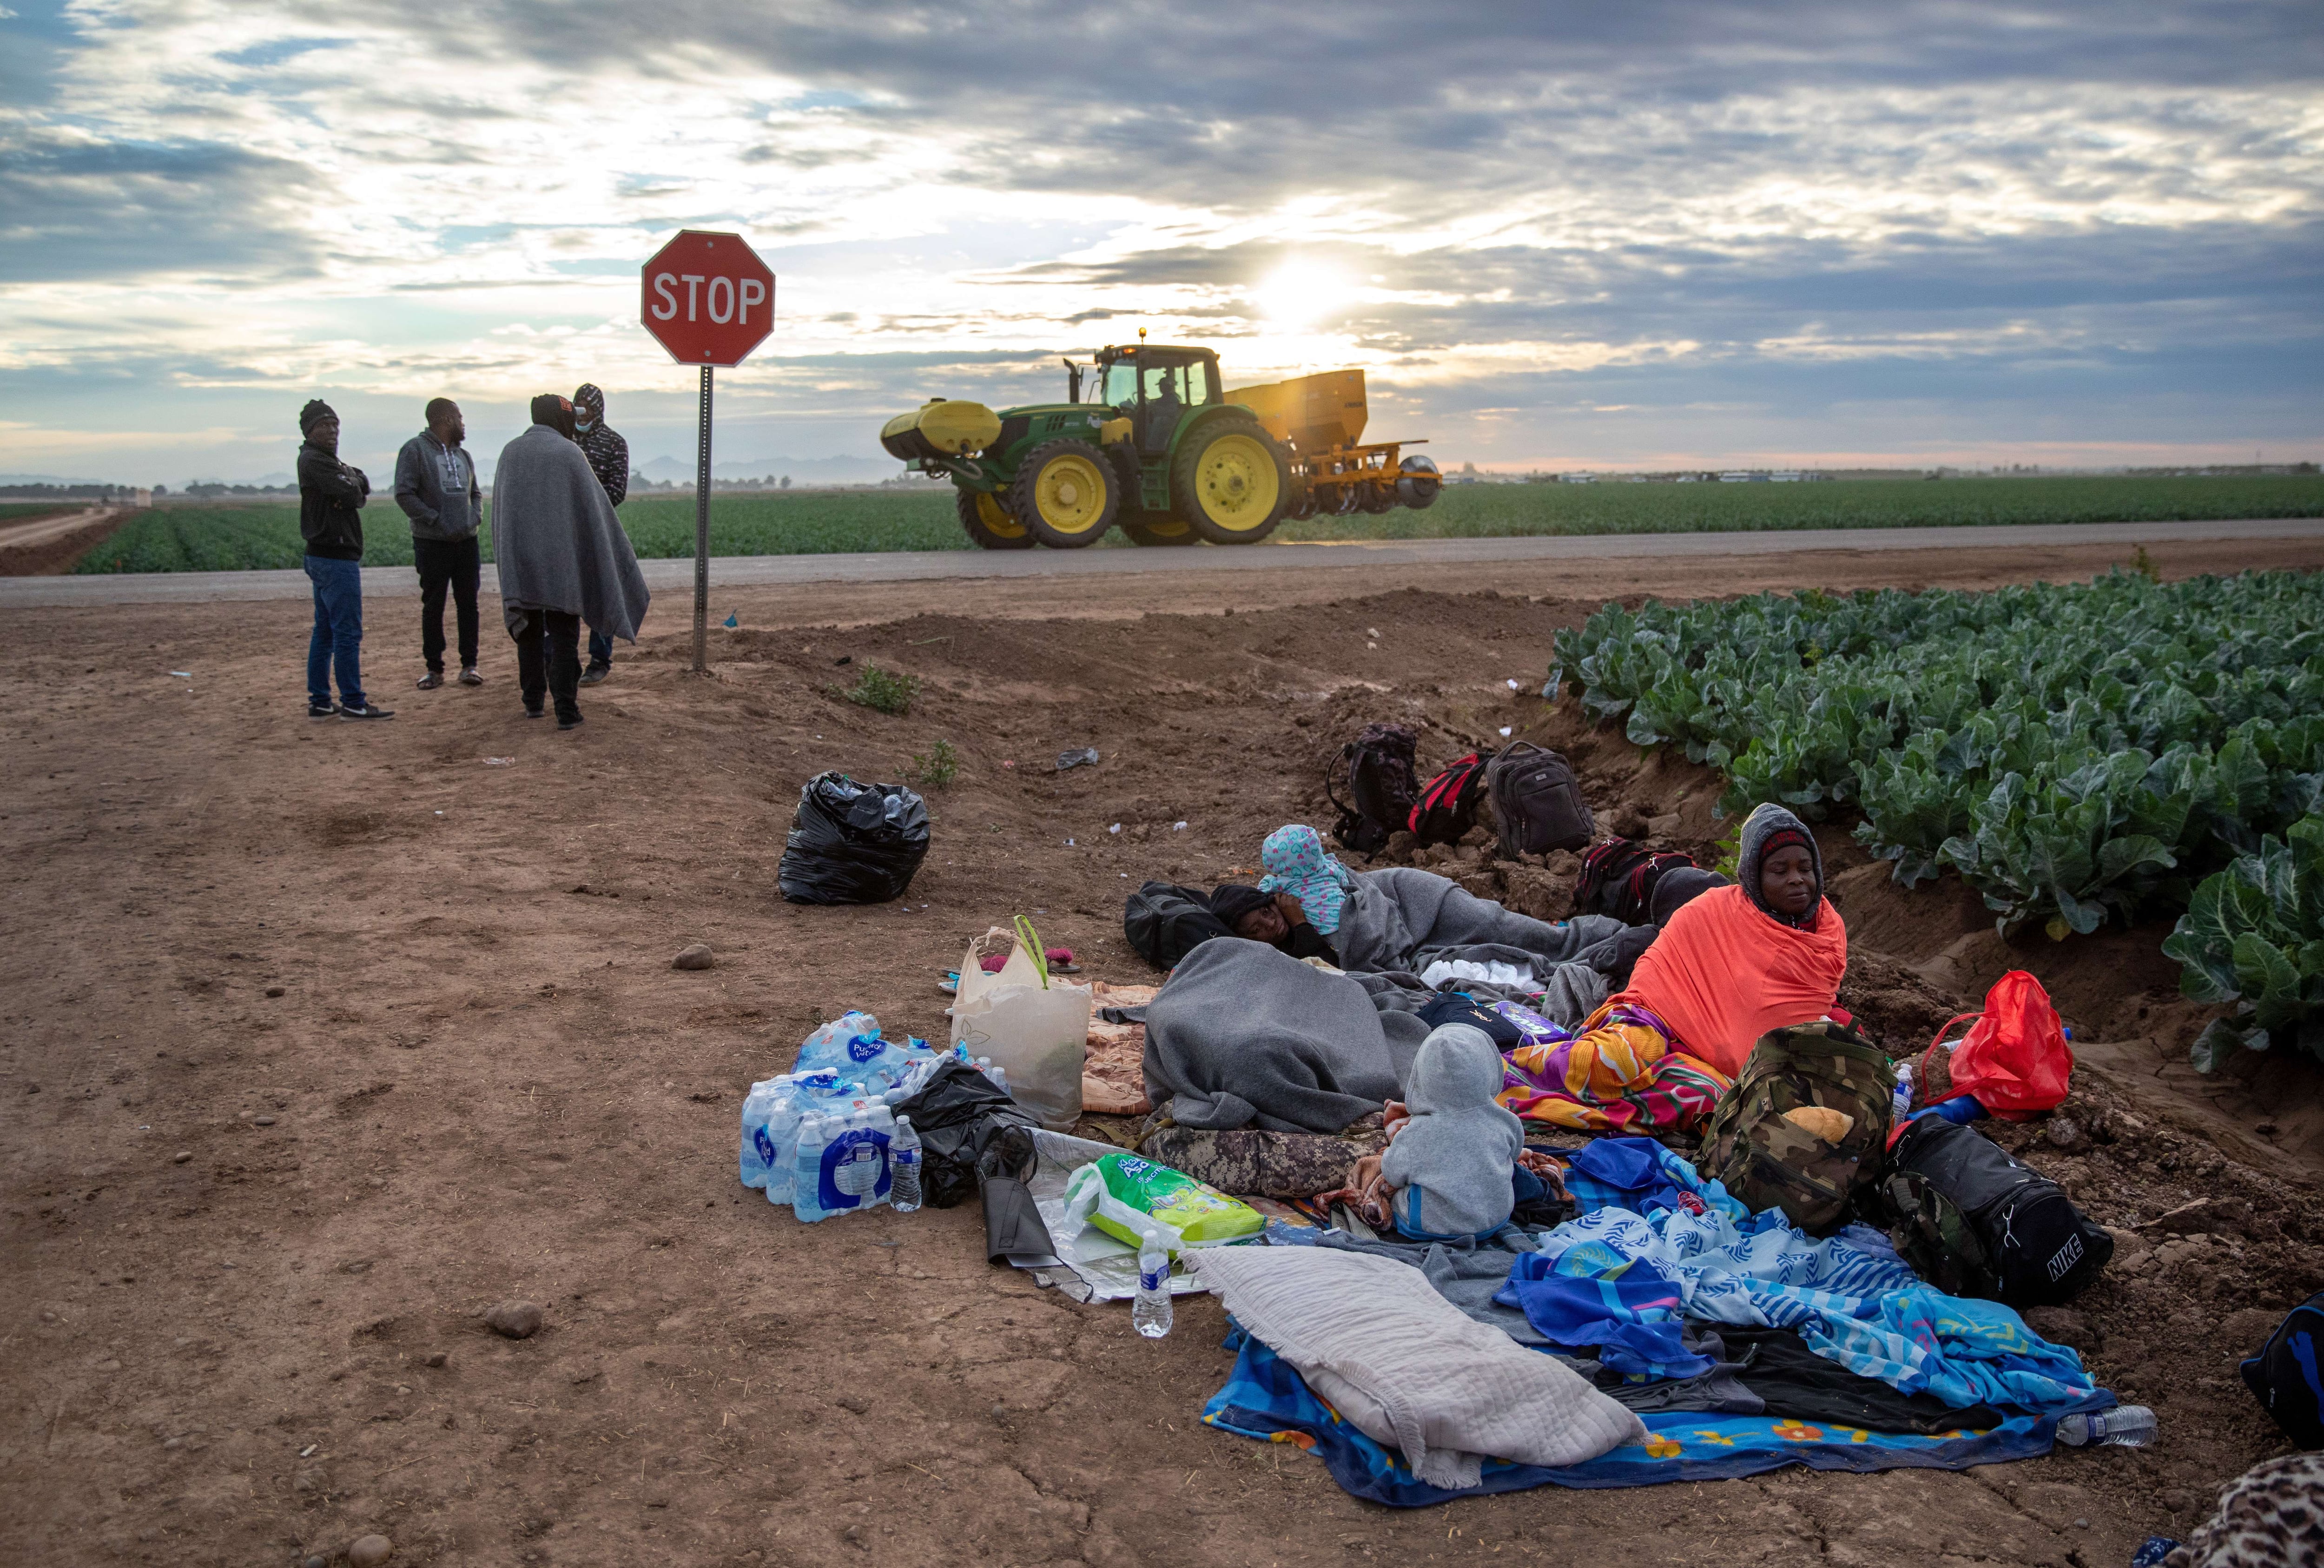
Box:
[1014,914,1050,989]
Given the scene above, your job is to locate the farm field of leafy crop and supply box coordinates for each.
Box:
[70,473,2324,572]
[1550,568,2324,1066]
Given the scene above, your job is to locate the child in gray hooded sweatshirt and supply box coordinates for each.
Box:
[1379,1023,1526,1241]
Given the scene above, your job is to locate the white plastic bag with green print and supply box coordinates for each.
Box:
[1062,1151,1264,1257]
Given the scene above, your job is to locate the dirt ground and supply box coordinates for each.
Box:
[5,535,2321,1568]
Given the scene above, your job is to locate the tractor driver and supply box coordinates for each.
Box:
[1147,366,1185,431]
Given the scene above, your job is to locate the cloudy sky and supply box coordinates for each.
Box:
[1,0,2318,485]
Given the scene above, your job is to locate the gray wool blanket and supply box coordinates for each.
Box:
[1142,938,1407,1133]
[1332,868,1631,1022]
[490,423,650,641]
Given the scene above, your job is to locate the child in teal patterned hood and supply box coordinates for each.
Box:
[1257,824,1355,934]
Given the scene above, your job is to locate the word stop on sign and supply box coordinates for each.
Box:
[649,272,768,326]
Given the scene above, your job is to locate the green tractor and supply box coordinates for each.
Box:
[880,341,1293,549]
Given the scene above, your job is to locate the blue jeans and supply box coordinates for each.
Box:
[304,554,365,708]
[588,627,612,669]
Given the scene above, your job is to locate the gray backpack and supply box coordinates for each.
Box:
[1485,743,1593,857]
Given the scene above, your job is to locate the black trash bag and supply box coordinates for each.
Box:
[891,1061,1038,1211]
[778,772,930,905]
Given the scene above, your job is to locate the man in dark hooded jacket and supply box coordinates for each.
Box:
[492,395,649,730]
[296,399,390,720]
[571,383,629,685]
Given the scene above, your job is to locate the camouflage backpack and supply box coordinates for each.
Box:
[1696,1019,1895,1236]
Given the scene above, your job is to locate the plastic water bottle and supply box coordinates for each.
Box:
[1891,1061,1915,1120]
[891,1116,923,1213]
[739,1077,784,1187]
[792,1115,832,1222]
[2057,1406,2155,1448]
[1132,1236,1173,1338]
[833,1110,878,1205]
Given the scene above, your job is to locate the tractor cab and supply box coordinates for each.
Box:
[1073,344,1223,456]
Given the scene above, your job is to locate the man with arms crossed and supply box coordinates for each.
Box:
[297,399,391,720]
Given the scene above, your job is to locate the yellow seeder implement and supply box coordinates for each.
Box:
[1228,369,1439,518]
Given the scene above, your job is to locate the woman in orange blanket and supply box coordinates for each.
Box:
[1499,802,1847,1133]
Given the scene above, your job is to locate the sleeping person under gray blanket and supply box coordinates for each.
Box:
[1143,938,1413,1133]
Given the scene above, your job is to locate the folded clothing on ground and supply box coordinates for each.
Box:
[1188,1245,1647,1489]
[1204,1329,2072,1505]
[1538,1138,2101,1416]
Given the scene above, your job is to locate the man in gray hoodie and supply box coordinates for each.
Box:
[394,398,485,689]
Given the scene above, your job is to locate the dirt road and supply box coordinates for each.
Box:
[0,507,120,576]
[8,516,2321,610]
[3,536,2317,1567]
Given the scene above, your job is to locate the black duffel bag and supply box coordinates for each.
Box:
[1122,881,1234,969]
[1880,1116,2113,1306]
[778,772,929,904]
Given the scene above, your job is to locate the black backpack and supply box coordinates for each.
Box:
[1484,743,1595,857]
[1575,838,1700,924]
[1409,751,1496,845]
[1415,990,1524,1048]
[1880,1117,2113,1306]
[2240,1290,2324,1449]
[1326,723,1419,855]
[1122,881,1235,969]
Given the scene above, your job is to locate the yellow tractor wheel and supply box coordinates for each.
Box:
[1173,416,1288,544]
[955,486,1034,550]
[1008,438,1118,548]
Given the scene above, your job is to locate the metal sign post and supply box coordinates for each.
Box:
[638,230,776,675]
[694,365,712,673]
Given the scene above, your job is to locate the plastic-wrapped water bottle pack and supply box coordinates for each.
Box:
[739,1012,956,1221]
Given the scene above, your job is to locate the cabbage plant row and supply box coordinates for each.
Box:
[1546,571,2324,948]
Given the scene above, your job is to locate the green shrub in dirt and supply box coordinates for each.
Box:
[2163,816,2324,1070]
[837,664,919,716]
[1548,570,2324,947]
[907,738,959,790]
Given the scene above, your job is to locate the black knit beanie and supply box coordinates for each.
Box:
[299,399,337,435]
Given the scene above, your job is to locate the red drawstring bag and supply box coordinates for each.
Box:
[1921,970,2074,1121]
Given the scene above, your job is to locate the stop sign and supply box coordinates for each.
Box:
[640,230,776,367]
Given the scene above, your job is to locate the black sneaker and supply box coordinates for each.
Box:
[579,664,611,687]
[416,670,444,691]
[308,700,337,718]
[338,703,395,721]
[523,703,545,719]
[557,711,585,731]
